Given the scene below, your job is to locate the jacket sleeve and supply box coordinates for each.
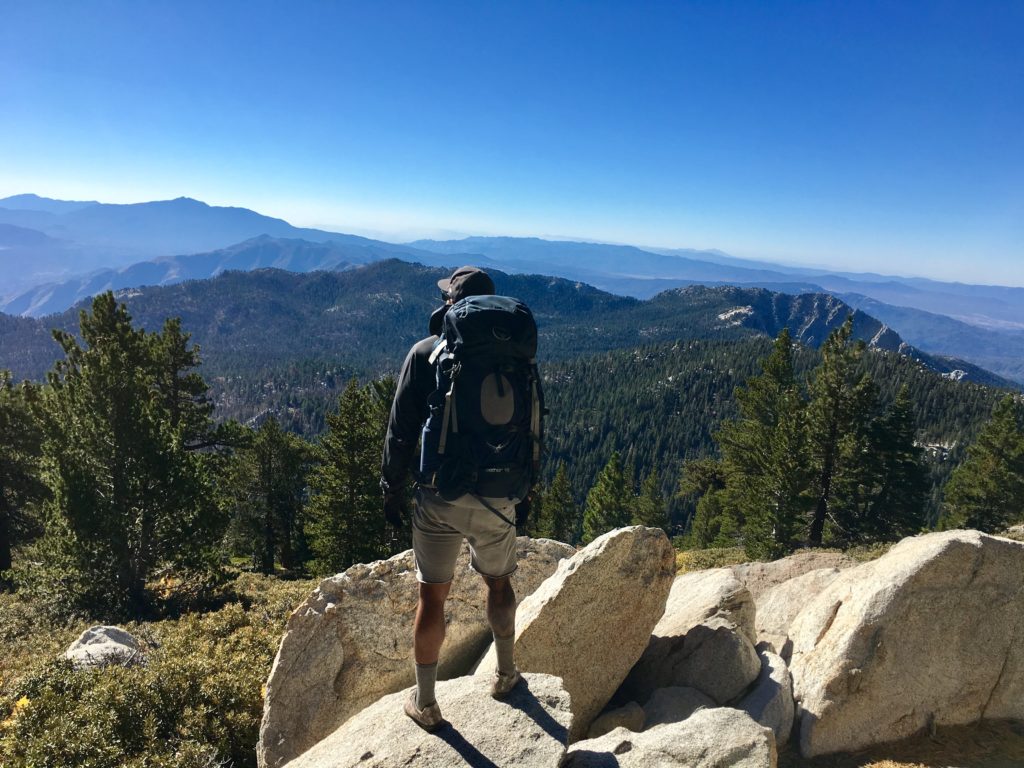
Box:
[380,338,434,494]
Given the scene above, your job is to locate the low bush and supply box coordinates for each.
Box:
[0,573,314,768]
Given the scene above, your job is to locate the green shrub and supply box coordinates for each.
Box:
[0,574,314,768]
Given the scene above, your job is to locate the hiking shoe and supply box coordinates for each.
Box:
[490,667,522,699]
[404,690,444,732]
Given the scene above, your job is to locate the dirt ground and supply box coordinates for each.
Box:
[779,720,1024,768]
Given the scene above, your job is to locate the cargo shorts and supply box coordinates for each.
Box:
[412,486,518,583]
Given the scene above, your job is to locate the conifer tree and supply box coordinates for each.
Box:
[677,457,726,548]
[26,293,223,615]
[222,417,313,573]
[0,371,45,586]
[533,462,578,542]
[805,318,874,546]
[849,385,929,541]
[306,378,393,574]
[942,394,1024,532]
[716,329,811,558]
[632,469,669,532]
[582,451,633,543]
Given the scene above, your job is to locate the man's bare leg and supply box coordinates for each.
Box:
[413,581,451,709]
[483,573,520,696]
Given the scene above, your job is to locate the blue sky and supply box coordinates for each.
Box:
[1,1,1022,284]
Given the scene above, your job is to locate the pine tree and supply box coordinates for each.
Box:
[534,462,578,542]
[677,457,725,548]
[942,394,1024,533]
[582,451,633,543]
[716,329,811,559]
[306,378,393,574]
[632,469,669,532]
[0,372,45,586]
[25,293,224,615]
[805,318,875,546]
[851,385,929,541]
[222,417,313,573]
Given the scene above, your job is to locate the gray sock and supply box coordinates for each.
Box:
[494,633,516,675]
[415,662,438,709]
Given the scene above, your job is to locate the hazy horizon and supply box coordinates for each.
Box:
[2,2,1021,285]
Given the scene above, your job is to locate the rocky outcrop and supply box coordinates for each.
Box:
[564,707,777,768]
[732,551,857,601]
[286,673,572,768]
[737,649,794,747]
[258,538,574,768]
[64,625,143,669]
[789,530,1024,757]
[641,686,715,729]
[587,702,645,739]
[754,567,845,659]
[618,568,760,705]
[477,526,676,741]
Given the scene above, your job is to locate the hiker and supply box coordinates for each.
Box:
[380,265,543,731]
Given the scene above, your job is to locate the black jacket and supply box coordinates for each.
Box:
[380,306,447,493]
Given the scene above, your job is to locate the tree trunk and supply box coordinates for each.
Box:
[0,504,12,588]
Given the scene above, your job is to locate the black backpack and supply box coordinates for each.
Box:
[419,295,544,507]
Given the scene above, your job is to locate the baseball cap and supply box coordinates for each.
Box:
[437,266,495,302]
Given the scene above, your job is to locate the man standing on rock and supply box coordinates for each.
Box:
[381,266,542,731]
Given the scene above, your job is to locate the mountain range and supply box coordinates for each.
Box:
[2,194,1024,384]
[0,259,1009,392]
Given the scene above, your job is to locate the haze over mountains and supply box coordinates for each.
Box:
[2,194,1024,383]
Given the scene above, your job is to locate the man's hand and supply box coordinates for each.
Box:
[384,493,408,529]
[514,495,531,528]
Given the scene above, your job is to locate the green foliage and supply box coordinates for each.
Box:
[632,469,669,532]
[942,395,1024,532]
[305,378,398,575]
[532,462,578,542]
[221,417,314,573]
[15,293,225,617]
[0,371,45,584]
[716,329,812,558]
[582,451,634,543]
[0,572,314,768]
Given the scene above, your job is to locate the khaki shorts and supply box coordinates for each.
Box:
[412,487,518,583]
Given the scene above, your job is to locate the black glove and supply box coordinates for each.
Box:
[384,493,408,529]
[514,496,531,528]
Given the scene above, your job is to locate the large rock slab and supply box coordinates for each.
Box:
[789,530,1024,758]
[64,625,144,669]
[258,538,573,768]
[287,673,572,768]
[478,526,676,741]
[564,707,777,768]
[618,568,760,705]
[732,551,857,601]
[755,567,845,660]
[737,649,794,747]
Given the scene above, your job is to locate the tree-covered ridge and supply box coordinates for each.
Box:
[1,260,1012,390]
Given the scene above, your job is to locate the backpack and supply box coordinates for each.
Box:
[419,295,544,506]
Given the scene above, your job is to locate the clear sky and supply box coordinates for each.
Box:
[1,1,1021,284]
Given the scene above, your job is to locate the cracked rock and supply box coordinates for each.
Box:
[788,530,1024,758]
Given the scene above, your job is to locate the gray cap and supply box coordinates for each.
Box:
[438,265,495,302]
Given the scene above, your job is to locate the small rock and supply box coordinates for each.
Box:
[618,569,761,705]
[587,702,645,739]
[564,707,777,767]
[737,650,794,747]
[642,686,715,729]
[64,625,143,669]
